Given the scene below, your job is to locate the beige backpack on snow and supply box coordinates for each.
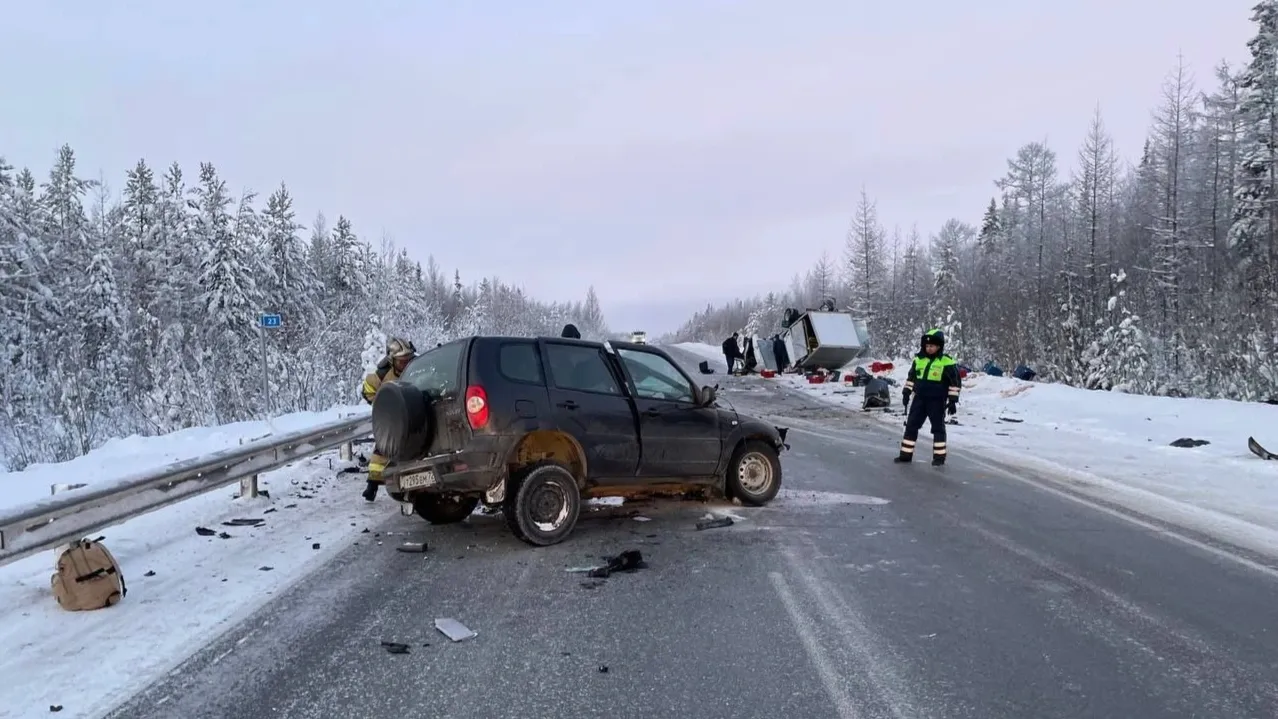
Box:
[51,539,126,611]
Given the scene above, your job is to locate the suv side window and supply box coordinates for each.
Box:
[545,343,622,395]
[617,349,696,403]
[499,341,544,385]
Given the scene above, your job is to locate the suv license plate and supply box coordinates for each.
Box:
[399,470,437,490]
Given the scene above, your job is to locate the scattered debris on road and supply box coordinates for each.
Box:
[1170,437,1210,448]
[223,518,266,527]
[588,550,647,578]
[397,541,428,553]
[696,516,734,530]
[381,641,410,654]
[143,570,156,577]
[435,618,477,642]
[998,417,1024,423]
[195,526,216,536]
[598,665,609,673]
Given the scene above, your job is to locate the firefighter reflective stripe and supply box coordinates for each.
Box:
[899,438,916,454]
[361,379,379,403]
[904,380,915,391]
[933,442,947,456]
[368,453,388,484]
[948,385,960,397]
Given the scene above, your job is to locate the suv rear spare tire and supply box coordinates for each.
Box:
[372,381,434,461]
[503,462,581,546]
[726,440,782,506]
[413,494,480,524]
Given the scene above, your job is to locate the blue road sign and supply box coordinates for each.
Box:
[260,313,283,329]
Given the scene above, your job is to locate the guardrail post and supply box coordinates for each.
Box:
[50,483,87,561]
[238,437,259,499]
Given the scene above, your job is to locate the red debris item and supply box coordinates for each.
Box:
[880,361,894,371]
[959,367,969,379]
[760,369,776,378]
[843,374,855,382]
[807,375,826,384]
[870,361,895,373]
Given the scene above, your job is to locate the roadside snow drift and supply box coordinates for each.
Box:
[786,362,1278,556]
[0,407,382,719]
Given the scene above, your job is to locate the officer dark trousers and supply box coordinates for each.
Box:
[898,396,947,464]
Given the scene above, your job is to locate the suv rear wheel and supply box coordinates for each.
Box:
[726,440,782,505]
[503,462,581,546]
[413,494,480,524]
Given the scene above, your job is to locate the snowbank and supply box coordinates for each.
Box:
[788,362,1278,553]
[0,407,378,719]
[673,342,728,368]
[0,405,368,512]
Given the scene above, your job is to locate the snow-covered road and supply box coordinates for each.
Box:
[676,341,1278,558]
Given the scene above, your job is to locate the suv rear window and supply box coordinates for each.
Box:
[400,340,465,398]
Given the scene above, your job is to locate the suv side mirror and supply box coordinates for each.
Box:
[699,385,718,406]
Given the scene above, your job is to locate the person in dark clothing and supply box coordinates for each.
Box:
[561,323,581,339]
[895,328,962,466]
[721,333,741,373]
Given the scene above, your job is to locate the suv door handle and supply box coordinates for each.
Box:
[556,400,579,410]
[643,407,660,417]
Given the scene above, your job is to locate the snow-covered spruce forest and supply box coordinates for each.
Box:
[671,5,1278,403]
[0,149,609,470]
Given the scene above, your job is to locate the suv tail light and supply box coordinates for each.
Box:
[465,385,489,429]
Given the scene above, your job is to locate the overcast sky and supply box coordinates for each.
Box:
[0,1,1254,334]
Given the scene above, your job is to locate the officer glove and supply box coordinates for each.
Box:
[902,390,912,407]
[946,399,957,415]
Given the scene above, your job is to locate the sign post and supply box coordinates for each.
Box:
[258,313,282,416]
[248,313,283,500]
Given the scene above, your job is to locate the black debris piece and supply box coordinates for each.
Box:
[381,641,410,655]
[50,706,62,713]
[218,532,232,539]
[263,508,277,514]
[312,543,321,550]
[258,566,274,572]
[580,580,606,589]
[259,490,271,499]
[587,550,646,578]
[224,518,266,527]
[144,570,156,577]
[1170,437,1210,448]
[195,527,216,537]
[285,503,298,509]
[997,417,1024,423]
[362,528,371,534]
[338,467,362,475]
[696,517,734,531]
[597,665,609,674]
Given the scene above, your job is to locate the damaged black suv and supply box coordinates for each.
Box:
[372,336,789,546]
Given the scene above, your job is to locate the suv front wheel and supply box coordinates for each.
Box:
[504,462,581,546]
[413,494,480,524]
[726,440,782,505]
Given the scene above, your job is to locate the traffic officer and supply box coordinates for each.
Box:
[894,329,961,466]
[359,337,417,501]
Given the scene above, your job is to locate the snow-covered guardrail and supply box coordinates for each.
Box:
[0,414,372,567]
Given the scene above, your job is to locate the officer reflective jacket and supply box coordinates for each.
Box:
[904,353,962,401]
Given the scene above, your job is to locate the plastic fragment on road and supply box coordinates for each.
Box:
[435,618,477,642]
[397,541,428,553]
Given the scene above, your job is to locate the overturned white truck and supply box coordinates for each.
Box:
[752,309,872,372]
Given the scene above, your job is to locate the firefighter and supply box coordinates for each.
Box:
[894,329,961,466]
[359,337,417,501]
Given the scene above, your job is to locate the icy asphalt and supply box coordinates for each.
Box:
[108,346,1278,719]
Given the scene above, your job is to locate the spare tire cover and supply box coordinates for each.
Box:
[372,381,434,460]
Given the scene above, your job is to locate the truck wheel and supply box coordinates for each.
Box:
[726,440,782,506]
[503,462,581,546]
[412,494,479,524]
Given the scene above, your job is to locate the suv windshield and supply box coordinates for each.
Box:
[400,339,465,398]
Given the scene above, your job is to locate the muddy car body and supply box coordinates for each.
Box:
[372,336,789,545]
